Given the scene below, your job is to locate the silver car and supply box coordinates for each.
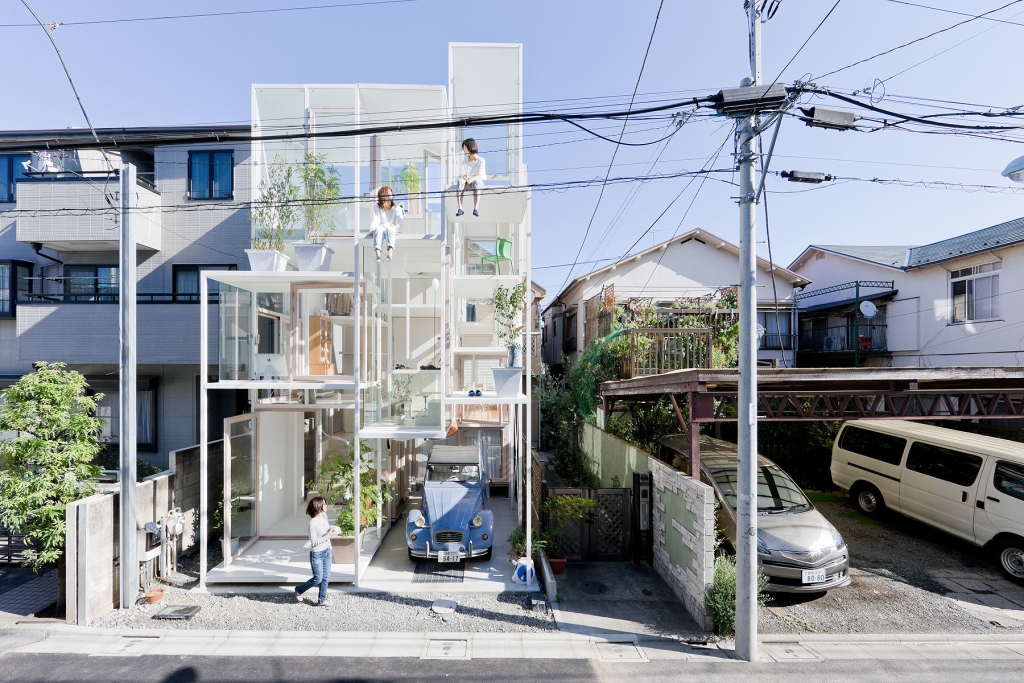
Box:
[660,435,851,593]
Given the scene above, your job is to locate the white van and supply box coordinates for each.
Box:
[831,421,1024,583]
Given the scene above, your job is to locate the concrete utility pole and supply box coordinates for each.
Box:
[119,162,138,609]
[735,0,762,663]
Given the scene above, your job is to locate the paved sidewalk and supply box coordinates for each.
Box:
[8,624,1024,662]
[0,571,56,623]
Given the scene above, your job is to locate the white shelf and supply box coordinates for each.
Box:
[210,378,357,390]
[445,392,528,405]
[453,346,508,355]
[391,368,441,375]
[452,274,523,299]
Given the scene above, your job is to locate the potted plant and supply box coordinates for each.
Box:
[542,495,596,574]
[309,440,391,564]
[507,524,546,561]
[247,154,297,271]
[390,373,412,425]
[491,282,527,396]
[293,152,341,271]
[395,162,422,215]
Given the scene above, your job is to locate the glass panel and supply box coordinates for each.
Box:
[0,158,9,203]
[906,442,983,486]
[11,155,28,202]
[463,429,502,479]
[219,284,254,381]
[227,417,257,557]
[15,265,31,301]
[710,465,811,511]
[137,390,154,445]
[190,153,211,199]
[97,267,119,302]
[951,280,967,323]
[212,152,232,198]
[65,266,96,301]
[96,391,120,444]
[839,426,906,466]
[176,269,199,296]
[0,264,9,314]
[995,462,1024,503]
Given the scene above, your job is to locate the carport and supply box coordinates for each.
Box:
[599,366,1024,659]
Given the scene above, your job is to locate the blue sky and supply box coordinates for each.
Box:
[4,0,1024,296]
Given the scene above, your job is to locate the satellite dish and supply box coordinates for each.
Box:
[859,300,878,318]
[755,323,766,341]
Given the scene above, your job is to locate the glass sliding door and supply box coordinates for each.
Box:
[223,414,258,563]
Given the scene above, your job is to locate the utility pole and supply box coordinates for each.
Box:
[119,162,138,609]
[735,0,762,663]
[853,280,861,367]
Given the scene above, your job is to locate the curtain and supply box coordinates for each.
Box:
[212,152,232,198]
[137,390,154,445]
[96,391,120,444]
[191,153,210,199]
[176,268,199,295]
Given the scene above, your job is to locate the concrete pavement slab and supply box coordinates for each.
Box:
[209,631,280,656]
[317,632,376,657]
[760,643,821,662]
[906,643,977,660]
[955,642,1024,659]
[853,644,923,659]
[91,635,160,657]
[803,643,877,659]
[264,631,329,656]
[470,632,526,658]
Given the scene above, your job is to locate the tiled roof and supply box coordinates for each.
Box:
[813,245,914,268]
[907,216,1024,268]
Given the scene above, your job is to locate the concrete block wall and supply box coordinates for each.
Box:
[170,440,224,553]
[582,422,650,487]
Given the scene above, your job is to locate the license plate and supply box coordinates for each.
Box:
[802,568,827,584]
[437,551,461,563]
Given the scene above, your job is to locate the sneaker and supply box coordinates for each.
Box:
[385,254,392,262]
[295,589,303,602]
[455,209,464,217]
[472,209,479,217]
[376,256,382,263]
[318,599,331,607]
[475,389,482,397]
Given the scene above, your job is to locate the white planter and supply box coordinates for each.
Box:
[245,249,289,272]
[293,242,335,272]
[492,366,523,398]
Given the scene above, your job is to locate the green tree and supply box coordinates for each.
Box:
[0,363,103,571]
[299,152,341,242]
[248,154,299,251]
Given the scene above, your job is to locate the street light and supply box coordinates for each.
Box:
[1002,155,1024,183]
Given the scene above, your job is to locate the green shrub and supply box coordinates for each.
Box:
[706,555,770,636]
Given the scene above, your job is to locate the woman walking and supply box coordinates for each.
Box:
[295,496,337,606]
[369,185,404,262]
[456,138,486,217]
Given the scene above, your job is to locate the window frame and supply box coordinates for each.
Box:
[905,441,984,487]
[88,380,159,452]
[63,265,119,302]
[0,154,30,203]
[172,263,237,302]
[187,150,234,201]
[993,461,1024,503]
[0,260,33,318]
[950,261,1001,324]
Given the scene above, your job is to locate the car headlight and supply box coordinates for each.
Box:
[757,537,770,556]
[831,527,845,549]
[470,515,484,528]
[414,516,428,528]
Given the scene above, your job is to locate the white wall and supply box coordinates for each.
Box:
[257,411,303,534]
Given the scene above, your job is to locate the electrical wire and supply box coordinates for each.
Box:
[555,0,667,297]
[761,0,843,93]
[884,0,1024,28]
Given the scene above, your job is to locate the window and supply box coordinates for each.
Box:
[0,154,30,203]
[905,442,983,486]
[463,429,503,480]
[95,388,156,450]
[64,266,118,301]
[563,312,577,352]
[757,310,793,350]
[173,264,236,301]
[839,426,907,466]
[951,261,1001,323]
[427,464,480,483]
[708,464,811,512]
[994,462,1024,503]
[0,260,32,317]
[188,151,233,200]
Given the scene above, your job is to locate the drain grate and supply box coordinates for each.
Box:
[581,581,607,595]
[0,629,44,653]
[412,560,465,584]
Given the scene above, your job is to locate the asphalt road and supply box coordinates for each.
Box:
[1,654,1022,683]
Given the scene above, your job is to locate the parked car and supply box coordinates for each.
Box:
[660,435,851,593]
[831,420,1024,584]
[407,445,494,563]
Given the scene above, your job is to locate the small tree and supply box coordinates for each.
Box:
[0,363,103,572]
[493,282,528,352]
[248,153,299,251]
[298,152,341,242]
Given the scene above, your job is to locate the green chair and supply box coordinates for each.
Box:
[481,237,515,275]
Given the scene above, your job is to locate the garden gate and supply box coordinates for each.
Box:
[545,488,632,561]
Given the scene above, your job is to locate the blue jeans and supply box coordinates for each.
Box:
[296,548,331,604]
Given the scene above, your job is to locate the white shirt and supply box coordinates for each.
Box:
[369,203,404,236]
[461,156,486,185]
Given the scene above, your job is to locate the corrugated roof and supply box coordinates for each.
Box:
[813,245,914,268]
[907,216,1024,268]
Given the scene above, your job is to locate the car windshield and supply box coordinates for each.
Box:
[708,464,811,512]
[427,464,480,483]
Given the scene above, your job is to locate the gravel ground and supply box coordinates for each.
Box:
[93,545,554,633]
[759,492,1024,635]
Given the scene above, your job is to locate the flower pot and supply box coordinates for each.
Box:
[491,366,523,398]
[548,557,566,575]
[145,588,165,603]
[245,249,289,272]
[330,529,366,565]
[508,345,523,368]
[293,242,335,272]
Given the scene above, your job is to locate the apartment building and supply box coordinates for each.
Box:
[0,126,252,468]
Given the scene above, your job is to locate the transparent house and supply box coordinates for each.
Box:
[197,44,533,586]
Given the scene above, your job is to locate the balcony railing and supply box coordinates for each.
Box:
[759,333,797,351]
[562,335,578,354]
[619,327,713,379]
[799,324,887,353]
[24,292,220,304]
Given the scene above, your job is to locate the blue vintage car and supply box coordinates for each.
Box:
[407,446,494,562]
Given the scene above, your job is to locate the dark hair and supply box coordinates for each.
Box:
[306,496,327,518]
[377,185,395,210]
[462,138,478,155]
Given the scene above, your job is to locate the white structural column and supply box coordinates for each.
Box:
[735,0,762,663]
[119,162,138,608]
[198,273,209,590]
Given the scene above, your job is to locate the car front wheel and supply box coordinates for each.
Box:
[851,483,885,517]
[996,537,1024,584]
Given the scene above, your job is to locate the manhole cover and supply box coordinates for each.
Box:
[581,581,607,595]
[0,629,44,652]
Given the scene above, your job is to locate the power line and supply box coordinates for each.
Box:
[556,0,667,297]
[762,0,843,92]
[885,0,1024,28]
[0,0,425,28]
[815,0,1024,80]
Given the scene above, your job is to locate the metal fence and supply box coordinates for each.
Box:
[799,324,887,353]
